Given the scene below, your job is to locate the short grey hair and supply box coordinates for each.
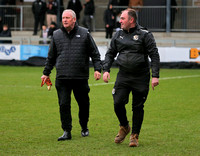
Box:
[62,9,76,19]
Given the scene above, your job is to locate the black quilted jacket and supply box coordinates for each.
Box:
[43,24,101,79]
[103,24,160,78]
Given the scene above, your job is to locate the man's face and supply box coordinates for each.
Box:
[120,10,132,30]
[3,26,8,31]
[62,11,76,30]
[42,25,46,30]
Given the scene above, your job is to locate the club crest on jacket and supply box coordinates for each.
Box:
[133,35,139,41]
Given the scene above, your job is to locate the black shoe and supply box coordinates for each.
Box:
[57,131,72,141]
[81,129,89,137]
[32,33,37,36]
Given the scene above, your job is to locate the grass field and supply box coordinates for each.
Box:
[0,65,200,156]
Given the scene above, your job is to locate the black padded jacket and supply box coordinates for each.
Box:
[43,24,101,79]
[103,24,160,78]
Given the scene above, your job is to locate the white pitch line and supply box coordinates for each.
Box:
[159,75,200,80]
[89,82,114,86]
[89,75,200,86]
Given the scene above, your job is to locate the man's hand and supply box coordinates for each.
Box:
[94,71,101,80]
[151,77,159,90]
[41,75,52,90]
[103,72,110,83]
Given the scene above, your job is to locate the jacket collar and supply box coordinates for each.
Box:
[123,23,139,33]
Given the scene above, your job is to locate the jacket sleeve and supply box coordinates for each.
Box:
[43,37,57,76]
[144,32,160,78]
[102,32,118,73]
[87,32,102,73]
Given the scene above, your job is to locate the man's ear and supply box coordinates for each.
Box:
[73,17,76,23]
[130,17,135,24]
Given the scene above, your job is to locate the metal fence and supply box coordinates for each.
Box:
[94,5,200,32]
[1,5,200,32]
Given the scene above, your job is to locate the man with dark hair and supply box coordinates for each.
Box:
[103,8,160,147]
[41,9,101,141]
[47,21,58,39]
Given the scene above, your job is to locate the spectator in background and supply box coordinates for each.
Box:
[171,0,178,29]
[128,0,143,12]
[82,0,95,32]
[109,0,121,31]
[103,3,116,39]
[128,0,143,23]
[0,24,12,44]
[40,24,49,44]
[109,0,128,19]
[32,0,46,35]
[59,0,64,22]
[67,0,82,24]
[109,0,119,15]
[46,0,58,28]
[47,21,58,39]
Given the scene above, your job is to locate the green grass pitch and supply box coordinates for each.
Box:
[0,66,200,155]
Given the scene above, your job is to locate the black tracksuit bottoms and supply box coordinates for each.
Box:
[112,70,150,135]
[55,79,90,132]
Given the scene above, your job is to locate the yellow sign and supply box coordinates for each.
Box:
[190,48,200,59]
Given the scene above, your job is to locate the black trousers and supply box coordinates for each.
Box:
[33,15,44,34]
[112,70,150,135]
[82,15,92,32]
[55,79,90,132]
[105,26,114,39]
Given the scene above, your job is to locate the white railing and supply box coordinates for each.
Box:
[1,36,200,47]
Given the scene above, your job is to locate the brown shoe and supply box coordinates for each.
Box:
[114,125,131,143]
[129,133,139,147]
